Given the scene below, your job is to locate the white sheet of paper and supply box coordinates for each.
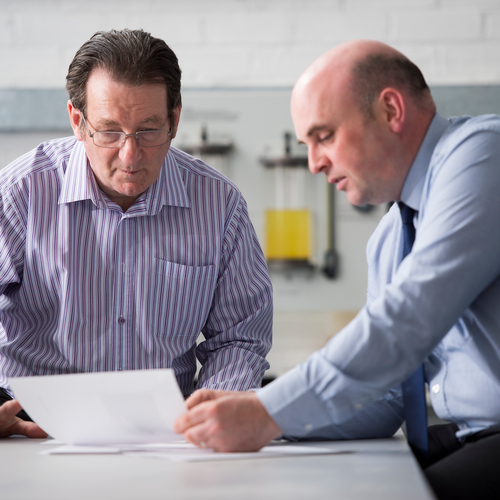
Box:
[40,445,123,455]
[40,441,194,454]
[9,369,187,446]
[41,441,341,462]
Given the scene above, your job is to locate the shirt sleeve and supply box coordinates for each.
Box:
[257,124,500,439]
[0,186,26,296]
[195,193,273,391]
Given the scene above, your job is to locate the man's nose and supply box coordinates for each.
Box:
[308,145,328,175]
[119,135,142,164]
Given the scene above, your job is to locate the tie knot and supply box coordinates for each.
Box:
[399,202,416,258]
[398,202,415,226]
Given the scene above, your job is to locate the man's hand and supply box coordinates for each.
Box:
[173,389,283,452]
[0,400,48,438]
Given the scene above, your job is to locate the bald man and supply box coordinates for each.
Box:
[175,40,500,499]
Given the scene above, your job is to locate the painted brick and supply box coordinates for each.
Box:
[158,0,342,14]
[13,10,203,48]
[250,45,333,86]
[205,11,291,44]
[1,0,500,88]
[441,0,500,7]
[13,13,112,48]
[390,10,482,41]
[0,14,15,48]
[10,3,205,47]
[296,11,388,42]
[345,0,436,9]
[486,12,500,39]
[112,13,204,45]
[0,47,63,88]
[176,46,253,86]
[289,0,343,10]
[435,43,500,83]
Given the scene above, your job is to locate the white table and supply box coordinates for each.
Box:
[1,432,436,499]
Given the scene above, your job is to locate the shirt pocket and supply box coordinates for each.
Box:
[149,259,217,340]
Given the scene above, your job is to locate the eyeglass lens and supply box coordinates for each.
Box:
[93,130,169,148]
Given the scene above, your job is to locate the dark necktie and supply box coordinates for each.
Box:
[398,202,429,464]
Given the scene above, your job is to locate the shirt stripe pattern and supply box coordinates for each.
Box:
[0,138,272,397]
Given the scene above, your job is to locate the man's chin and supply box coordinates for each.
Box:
[117,182,148,198]
[346,194,366,207]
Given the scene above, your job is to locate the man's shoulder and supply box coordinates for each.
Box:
[168,146,240,192]
[0,136,77,192]
[440,114,500,147]
[455,113,500,128]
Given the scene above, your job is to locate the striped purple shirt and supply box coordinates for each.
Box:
[0,137,272,397]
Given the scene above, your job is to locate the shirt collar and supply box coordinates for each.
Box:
[59,142,190,214]
[147,147,191,214]
[400,112,450,211]
[58,140,104,207]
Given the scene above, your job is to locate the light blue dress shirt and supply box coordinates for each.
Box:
[0,138,272,398]
[258,113,500,441]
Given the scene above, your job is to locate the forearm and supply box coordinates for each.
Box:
[257,367,404,440]
[197,195,273,391]
[196,299,273,390]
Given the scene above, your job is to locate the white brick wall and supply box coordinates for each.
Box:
[390,9,482,41]
[1,0,500,88]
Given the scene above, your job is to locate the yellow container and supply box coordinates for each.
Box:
[265,209,311,260]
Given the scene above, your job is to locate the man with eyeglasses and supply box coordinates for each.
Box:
[0,29,272,438]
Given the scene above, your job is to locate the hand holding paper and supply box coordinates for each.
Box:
[174,389,283,452]
[9,369,186,446]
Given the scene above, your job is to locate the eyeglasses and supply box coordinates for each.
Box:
[80,114,172,148]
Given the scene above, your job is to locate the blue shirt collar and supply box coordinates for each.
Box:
[400,113,450,211]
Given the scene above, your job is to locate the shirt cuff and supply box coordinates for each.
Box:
[255,366,333,437]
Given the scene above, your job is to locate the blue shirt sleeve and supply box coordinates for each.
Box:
[257,117,500,439]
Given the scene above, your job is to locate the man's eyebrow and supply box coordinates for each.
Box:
[306,125,330,137]
[95,118,118,126]
[141,116,165,125]
[96,116,165,127]
[296,125,331,144]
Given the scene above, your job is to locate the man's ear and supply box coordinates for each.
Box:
[377,88,405,134]
[169,105,182,139]
[67,100,84,141]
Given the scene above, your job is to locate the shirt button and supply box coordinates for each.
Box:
[432,384,440,394]
[304,423,313,431]
[118,316,126,324]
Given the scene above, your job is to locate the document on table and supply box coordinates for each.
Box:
[10,369,344,462]
[9,369,186,446]
[40,440,342,462]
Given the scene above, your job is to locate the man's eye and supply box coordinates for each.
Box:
[318,132,333,142]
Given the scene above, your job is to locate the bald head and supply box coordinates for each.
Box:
[293,39,435,120]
